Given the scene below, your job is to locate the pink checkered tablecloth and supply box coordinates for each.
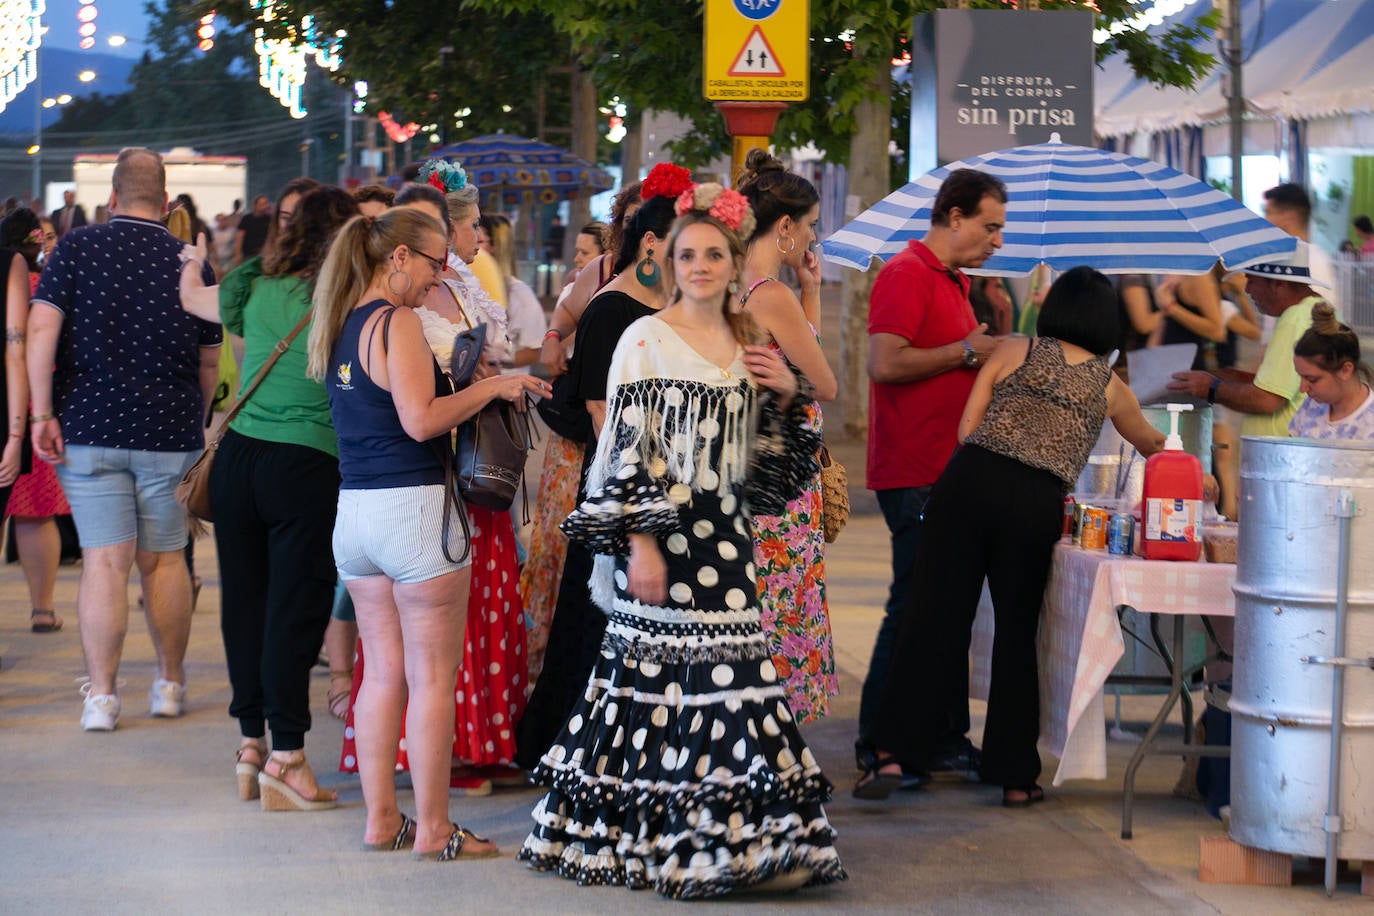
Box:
[971,543,1236,785]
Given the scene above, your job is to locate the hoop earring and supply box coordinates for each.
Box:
[635,249,660,287]
[776,235,796,255]
[386,269,412,296]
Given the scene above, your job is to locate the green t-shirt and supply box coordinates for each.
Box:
[220,260,337,457]
[1241,294,1321,439]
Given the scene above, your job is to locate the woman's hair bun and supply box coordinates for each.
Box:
[741,148,783,181]
[1310,301,1342,335]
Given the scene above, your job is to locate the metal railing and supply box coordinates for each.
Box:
[1329,258,1374,335]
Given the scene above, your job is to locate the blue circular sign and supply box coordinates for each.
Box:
[733,0,781,22]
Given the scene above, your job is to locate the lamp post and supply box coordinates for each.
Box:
[30,54,42,200]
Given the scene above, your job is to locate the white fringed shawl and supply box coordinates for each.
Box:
[584,315,758,610]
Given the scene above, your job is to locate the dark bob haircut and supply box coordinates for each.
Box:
[1035,265,1121,356]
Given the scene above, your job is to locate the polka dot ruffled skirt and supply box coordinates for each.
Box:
[517,494,847,898]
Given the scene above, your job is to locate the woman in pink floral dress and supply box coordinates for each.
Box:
[736,150,839,724]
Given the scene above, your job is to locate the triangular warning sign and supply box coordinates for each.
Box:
[728,25,785,77]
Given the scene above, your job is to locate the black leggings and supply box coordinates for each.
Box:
[870,445,1063,788]
[209,430,340,750]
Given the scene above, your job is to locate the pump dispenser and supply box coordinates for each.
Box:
[1141,403,1204,561]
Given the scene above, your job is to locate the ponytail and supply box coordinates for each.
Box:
[306,208,445,380]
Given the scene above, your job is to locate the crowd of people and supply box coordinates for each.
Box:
[2,146,1370,899]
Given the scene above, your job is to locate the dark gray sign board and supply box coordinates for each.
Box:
[909,9,1095,178]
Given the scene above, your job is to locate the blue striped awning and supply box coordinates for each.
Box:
[821,138,1297,276]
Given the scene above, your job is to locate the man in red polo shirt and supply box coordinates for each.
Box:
[856,169,1006,786]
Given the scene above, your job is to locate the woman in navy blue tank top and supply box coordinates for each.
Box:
[306,207,549,861]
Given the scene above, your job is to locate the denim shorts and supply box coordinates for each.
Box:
[333,485,470,585]
[55,445,197,552]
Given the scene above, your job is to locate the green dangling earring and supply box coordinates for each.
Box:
[635,248,660,287]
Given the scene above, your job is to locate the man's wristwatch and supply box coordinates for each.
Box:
[959,340,978,367]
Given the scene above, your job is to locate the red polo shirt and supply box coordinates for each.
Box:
[866,239,979,490]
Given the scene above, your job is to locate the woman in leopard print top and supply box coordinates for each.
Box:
[857,266,1164,808]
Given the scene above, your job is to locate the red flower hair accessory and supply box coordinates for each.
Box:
[640,163,693,201]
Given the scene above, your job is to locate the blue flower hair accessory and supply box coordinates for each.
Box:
[420,158,468,193]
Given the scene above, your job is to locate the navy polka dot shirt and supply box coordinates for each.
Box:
[33,216,222,452]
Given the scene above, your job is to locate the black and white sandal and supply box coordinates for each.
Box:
[415,824,500,861]
[362,813,416,852]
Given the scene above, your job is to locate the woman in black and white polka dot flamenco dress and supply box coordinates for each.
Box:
[516,185,846,899]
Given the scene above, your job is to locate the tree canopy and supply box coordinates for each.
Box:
[201,0,1218,174]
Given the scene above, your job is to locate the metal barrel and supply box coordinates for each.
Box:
[1230,437,1374,859]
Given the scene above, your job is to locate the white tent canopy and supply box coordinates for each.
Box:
[1096,0,1374,140]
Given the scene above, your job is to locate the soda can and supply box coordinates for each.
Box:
[1108,512,1135,555]
[1062,495,1077,539]
[1072,502,1086,545]
[1082,507,1109,549]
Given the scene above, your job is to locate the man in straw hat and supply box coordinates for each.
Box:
[1167,240,1330,439]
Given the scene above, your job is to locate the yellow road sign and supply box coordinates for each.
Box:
[704,0,809,102]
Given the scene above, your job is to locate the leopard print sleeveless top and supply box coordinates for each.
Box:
[963,337,1111,489]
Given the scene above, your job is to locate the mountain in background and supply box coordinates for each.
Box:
[0,47,138,138]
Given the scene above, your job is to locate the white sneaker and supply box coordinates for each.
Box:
[149,679,186,718]
[80,688,121,732]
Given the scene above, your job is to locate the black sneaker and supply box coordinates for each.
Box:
[928,744,982,780]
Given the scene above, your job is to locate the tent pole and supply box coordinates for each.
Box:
[1226,0,1244,201]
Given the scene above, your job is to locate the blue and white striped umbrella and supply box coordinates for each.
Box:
[821,138,1297,276]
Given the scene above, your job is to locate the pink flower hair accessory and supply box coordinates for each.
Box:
[673,182,756,239]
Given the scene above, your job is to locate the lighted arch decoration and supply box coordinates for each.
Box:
[0,0,44,115]
[251,2,341,119]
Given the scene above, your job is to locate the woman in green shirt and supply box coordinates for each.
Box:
[184,186,358,811]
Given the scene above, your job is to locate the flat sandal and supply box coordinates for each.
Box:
[362,813,416,852]
[414,824,499,861]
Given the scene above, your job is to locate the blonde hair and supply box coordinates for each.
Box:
[443,185,480,230]
[306,208,446,380]
[164,207,192,243]
[482,214,516,277]
[662,211,759,347]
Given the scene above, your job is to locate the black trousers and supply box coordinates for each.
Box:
[870,445,1063,788]
[209,430,340,750]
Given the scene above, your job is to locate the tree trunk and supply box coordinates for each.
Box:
[568,53,598,263]
[620,111,643,187]
[838,51,892,440]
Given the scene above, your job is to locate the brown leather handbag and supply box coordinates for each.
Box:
[454,393,536,511]
[175,311,313,521]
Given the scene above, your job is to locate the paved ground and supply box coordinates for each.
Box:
[1,512,1370,914]
[3,283,1369,911]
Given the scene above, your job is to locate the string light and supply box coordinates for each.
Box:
[77,0,97,50]
[378,110,419,143]
[251,1,342,118]
[0,0,44,115]
[197,11,216,52]
[1094,0,1203,43]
